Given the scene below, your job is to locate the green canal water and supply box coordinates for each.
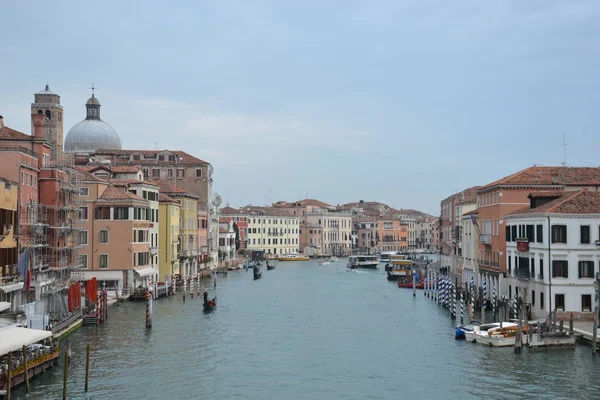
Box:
[11,260,600,399]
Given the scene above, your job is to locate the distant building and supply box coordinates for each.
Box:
[31,85,64,160]
[240,206,300,256]
[158,193,180,280]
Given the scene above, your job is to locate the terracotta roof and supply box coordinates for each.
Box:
[479,166,600,191]
[110,165,143,173]
[99,186,147,202]
[219,217,233,223]
[241,205,301,217]
[219,227,228,233]
[527,190,565,199]
[94,149,209,165]
[153,180,189,194]
[75,167,106,183]
[109,178,158,187]
[220,206,242,215]
[0,125,31,141]
[297,198,331,207]
[509,190,600,215]
[158,193,179,204]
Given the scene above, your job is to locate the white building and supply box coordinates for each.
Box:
[218,220,236,262]
[505,190,600,320]
[461,207,479,287]
[306,210,352,256]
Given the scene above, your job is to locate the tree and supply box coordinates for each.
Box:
[233,222,240,250]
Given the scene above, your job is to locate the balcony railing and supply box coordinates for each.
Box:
[478,259,499,269]
[515,268,530,280]
[480,234,492,245]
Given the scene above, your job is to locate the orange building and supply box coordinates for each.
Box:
[376,217,407,252]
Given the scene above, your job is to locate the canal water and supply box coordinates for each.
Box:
[12,259,600,399]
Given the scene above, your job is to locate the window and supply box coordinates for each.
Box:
[167,169,174,178]
[581,225,591,244]
[505,226,510,242]
[99,254,109,269]
[78,230,88,245]
[169,155,176,162]
[532,290,535,307]
[100,229,109,244]
[540,292,544,309]
[555,294,565,311]
[582,294,592,312]
[177,169,185,178]
[133,154,141,161]
[143,168,149,179]
[511,225,517,241]
[526,225,534,242]
[159,155,165,161]
[152,169,160,177]
[95,207,111,220]
[114,207,129,220]
[138,252,149,266]
[578,261,594,278]
[508,255,512,273]
[536,224,543,243]
[552,260,568,278]
[539,259,544,279]
[45,109,51,120]
[551,225,567,243]
[80,206,88,220]
[80,254,88,269]
[80,187,89,196]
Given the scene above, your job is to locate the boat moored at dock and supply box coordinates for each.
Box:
[278,253,310,261]
[386,255,413,281]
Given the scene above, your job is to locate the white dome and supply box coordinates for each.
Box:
[65,119,122,154]
[64,93,122,154]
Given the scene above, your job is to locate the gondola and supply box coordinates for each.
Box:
[266,265,275,271]
[253,271,262,280]
[203,299,217,312]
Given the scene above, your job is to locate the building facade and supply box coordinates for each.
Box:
[158,193,181,280]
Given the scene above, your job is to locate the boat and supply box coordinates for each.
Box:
[319,260,330,265]
[386,255,414,281]
[278,253,310,261]
[253,266,262,280]
[476,323,524,347]
[203,299,217,312]
[0,327,61,394]
[379,251,397,263]
[464,323,502,343]
[330,256,339,262]
[397,280,424,289]
[347,255,379,269]
[266,260,276,270]
[454,320,481,340]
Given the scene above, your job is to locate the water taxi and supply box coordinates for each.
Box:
[278,253,310,261]
[347,255,379,269]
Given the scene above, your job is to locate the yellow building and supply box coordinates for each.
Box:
[0,178,19,290]
[158,193,180,281]
[242,206,300,256]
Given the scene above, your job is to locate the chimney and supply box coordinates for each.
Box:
[0,115,4,129]
[32,113,45,138]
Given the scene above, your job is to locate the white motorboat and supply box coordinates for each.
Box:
[348,255,379,269]
[476,323,525,347]
[319,260,330,265]
[329,256,339,262]
[464,323,501,343]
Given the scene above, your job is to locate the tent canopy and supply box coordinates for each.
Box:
[0,302,10,313]
[0,327,52,356]
[134,267,155,277]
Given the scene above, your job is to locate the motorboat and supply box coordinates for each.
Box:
[278,253,310,261]
[319,260,330,265]
[379,251,398,263]
[347,255,379,269]
[476,323,524,347]
[386,255,413,281]
[464,323,501,343]
[455,320,482,340]
[330,256,339,262]
[397,280,424,289]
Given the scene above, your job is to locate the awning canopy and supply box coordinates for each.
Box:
[134,267,155,277]
[0,302,10,313]
[0,327,53,356]
[0,282,24,293]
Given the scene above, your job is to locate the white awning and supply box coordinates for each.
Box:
[0,302,10,313]
[0,327,53,356]
[0,282,24,293]
[134,267,155,277]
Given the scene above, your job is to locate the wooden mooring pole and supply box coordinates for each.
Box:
[23,345,30,393]
[514,305,523,354]
[6,352,12,400]
[84,344,91,392]
[145,290,152,329]
[593,306,598,356]
[62,349,69,400]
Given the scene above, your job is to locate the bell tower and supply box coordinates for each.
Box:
[31,85,64,159]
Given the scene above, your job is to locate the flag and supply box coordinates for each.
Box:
[16,248,30,278]
[469,213,478,228]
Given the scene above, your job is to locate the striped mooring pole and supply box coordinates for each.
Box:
[452,281,456,319]
[513,292,518,319]
[483,278,487,310]
[493,286,497,320]
[424,272,428,296]
[470,276,475,307]
[171,274,176,295]
[183,275,187,302]
[460,291,464,324]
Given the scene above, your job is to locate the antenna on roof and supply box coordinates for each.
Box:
[562,135,567,167]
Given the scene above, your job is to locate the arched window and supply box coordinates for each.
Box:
[37,109,43,114]
[45,110,52,120]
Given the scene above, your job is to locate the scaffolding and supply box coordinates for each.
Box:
[17,154,86,326]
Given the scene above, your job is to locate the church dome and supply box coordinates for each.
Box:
[64,92,122,154]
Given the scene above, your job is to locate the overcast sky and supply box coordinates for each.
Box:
[1,1,599,215]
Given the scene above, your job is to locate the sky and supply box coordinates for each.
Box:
[1,1,599,215]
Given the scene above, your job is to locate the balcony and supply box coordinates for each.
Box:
[515,268,530,280]
[480,234,492,245]
[478,259,499,270]
[537,273,544,281]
